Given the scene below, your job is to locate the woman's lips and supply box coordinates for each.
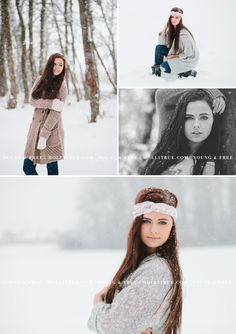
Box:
[147,237,161,240]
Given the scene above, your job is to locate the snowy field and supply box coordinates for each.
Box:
[0,94,117,175]
[119,0,236,87]
[0,244,235,334]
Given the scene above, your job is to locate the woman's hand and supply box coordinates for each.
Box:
[141,328,152,334]
[167,54,178,60]
[37,137,47,150]
[93,286,109,305]
[212,96,226,114]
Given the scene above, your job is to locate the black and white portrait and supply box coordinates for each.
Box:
[119,89,236,175]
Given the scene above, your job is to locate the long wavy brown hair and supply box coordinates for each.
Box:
[106,187,182,334]
[32,53,66,99]
[141,90,222,175]
[167,7,194,53]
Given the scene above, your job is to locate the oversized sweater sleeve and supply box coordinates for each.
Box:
[39,110,62,140]
[29,77,68,112]
[178,33,194,60]
[205,89,225,101]
[87,259,172,334]
[38,80,68,140]
[158,31,168,46]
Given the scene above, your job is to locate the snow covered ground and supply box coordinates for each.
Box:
[119,0,236,87]
[0,93,117,175]
[0,244,235,334]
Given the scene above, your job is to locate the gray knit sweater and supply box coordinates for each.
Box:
[88,253,173,334]
[158,28,199,74]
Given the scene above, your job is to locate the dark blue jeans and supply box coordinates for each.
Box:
[155,44,171,73]
[23,158,59,175]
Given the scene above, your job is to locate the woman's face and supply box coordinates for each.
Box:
[53,57,64,76]
[170,14,181,27]
[140,211,173,253]
[184,100,214,144]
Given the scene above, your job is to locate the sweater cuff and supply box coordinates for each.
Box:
[87,301,108,331]
[39,127,51,140]
[52,99,64,112]
[206,89,225,101]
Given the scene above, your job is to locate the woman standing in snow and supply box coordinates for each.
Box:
[151,7,199,78]
[141,89,226,175]
[88,187,182,334]
[23,53,68,175]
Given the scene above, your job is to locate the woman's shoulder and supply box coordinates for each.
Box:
[179,28,192,37]
[134,254,171,279]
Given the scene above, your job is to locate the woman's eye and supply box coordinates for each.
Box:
[185,116,193,120]
[200,116,209,120]
[142,219,150,224]
[159,220,167,225]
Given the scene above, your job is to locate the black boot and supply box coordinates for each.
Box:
[151,65,161,77]
[178,70,197,78]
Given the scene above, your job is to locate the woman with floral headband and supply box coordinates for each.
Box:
[151,7,199,78]
[88,187,182,334]
[23,53,68,175]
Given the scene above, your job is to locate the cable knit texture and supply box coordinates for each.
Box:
[88,253,173,334]
[24,76,68,164]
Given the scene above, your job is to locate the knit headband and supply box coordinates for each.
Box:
[170,10,183,18]
[133,201,177,220]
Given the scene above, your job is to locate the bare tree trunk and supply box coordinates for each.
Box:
[95,0,117,88]
[78,59,88,100]
[16,0,29,103]
[0,0,7,96]
[64,0,70,92]
[3,0,17,108]
[51,0,81,101]
[87,2,100,97]
[64,0,69,56]
[28,0,36,84]
[69,0,85,99]
[39,0,46,73]
[79,0,100,122]
[92,41,117,93]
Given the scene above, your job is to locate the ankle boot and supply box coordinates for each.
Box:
[178,70,197,78]
[151,65,161,77]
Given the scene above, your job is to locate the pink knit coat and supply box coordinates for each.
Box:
[24,76,68,164]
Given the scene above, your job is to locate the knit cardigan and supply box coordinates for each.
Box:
[158,28,199,74]
[88,253,173,334]
[24,76,68,164]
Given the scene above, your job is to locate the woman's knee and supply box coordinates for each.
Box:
[155,44,163,52]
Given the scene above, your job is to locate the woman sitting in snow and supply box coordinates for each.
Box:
[23,53,68,175]
[151,7,199,78]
